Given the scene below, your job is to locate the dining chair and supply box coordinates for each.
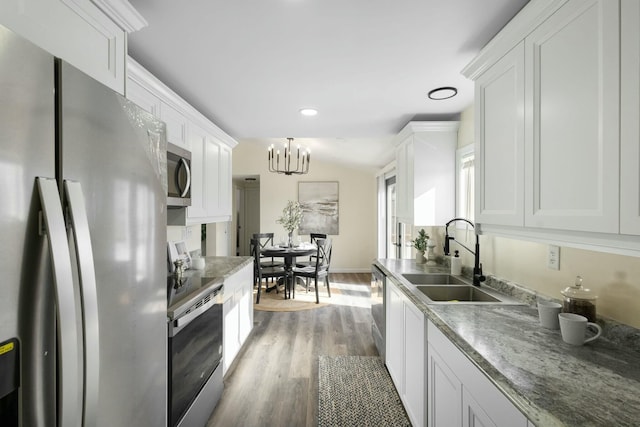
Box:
[251,233,284,267]
[251,233,284,287]
[252,239,287,304]
[295,232,328,268]
[292,238,332,304]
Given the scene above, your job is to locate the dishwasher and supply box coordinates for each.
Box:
[371,265,386,359]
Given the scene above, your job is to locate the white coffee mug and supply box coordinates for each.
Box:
[537,301,562,329]
[558,313,602,345]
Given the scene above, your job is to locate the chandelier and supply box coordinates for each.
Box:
[267,138,310,175]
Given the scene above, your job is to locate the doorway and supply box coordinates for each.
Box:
[233,176,260,256]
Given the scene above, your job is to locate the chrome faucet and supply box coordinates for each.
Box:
[444,218,485,286]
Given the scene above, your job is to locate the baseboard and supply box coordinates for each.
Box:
[329,268,371,274]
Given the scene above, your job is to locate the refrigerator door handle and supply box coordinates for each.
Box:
[179,157,191,197]
[64,180,100,427]
[36,177,81,426]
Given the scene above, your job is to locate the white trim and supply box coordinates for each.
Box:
[126,56,237,148]
[455,145,475,230]
[91,0,147,32]
[477,223,640,258]
[392,121,460,147]
[462,0,570,80]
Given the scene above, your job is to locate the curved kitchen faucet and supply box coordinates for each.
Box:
[444,218,486,286]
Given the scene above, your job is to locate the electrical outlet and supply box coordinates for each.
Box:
[547,245,560,270]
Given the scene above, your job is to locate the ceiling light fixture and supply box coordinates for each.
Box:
[268,138,310,175]
[428,86,457,100]
[299,108,318,116]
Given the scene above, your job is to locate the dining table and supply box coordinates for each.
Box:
[261,244,316,299]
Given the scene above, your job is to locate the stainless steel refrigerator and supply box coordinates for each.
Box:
[0,25,168,426]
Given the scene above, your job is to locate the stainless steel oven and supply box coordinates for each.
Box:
[167,142,192,207]
[371,265,386,359]
[168,277,224,427]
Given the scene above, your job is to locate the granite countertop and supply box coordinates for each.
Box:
[199,256,253,279]
[375,259,640,427]
[167,256,252,318]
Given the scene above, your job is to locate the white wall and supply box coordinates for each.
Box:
[233,140,377,272]
[456,105,640,328]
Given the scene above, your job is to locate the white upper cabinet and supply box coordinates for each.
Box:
[464,0,640,255]
[524,0,620,233]
[0,0,146,94]
[621,0,640,235]
[475,42,525,227]
[126,78,161,117]
[160,103,189,149]
[393,122,459,227]
[126,57,237,225]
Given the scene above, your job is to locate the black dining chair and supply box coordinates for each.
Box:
[292,238,332,304]
[252,238,287,304]
[251,233,284,288]
[295,232,328,268]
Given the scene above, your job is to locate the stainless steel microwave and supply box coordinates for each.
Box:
[167,142,192,207]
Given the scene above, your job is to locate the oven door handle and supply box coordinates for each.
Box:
[174,298,218,332]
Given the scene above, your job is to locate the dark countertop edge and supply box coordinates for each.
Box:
[374,259,565,427]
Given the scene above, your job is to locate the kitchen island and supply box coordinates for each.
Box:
[376,259,640,427]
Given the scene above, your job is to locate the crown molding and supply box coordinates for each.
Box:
[91,0,147,33]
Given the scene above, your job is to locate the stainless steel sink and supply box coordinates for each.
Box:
[403,273,468,285]
[415,285,500,303]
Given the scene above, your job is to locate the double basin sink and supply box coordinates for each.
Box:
[402,273,518,304]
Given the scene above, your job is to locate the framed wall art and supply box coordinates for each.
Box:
[298,181,339,235]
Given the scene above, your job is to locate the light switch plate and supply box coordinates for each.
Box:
[547,245,560,270]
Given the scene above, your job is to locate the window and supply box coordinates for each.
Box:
[456,145,475,223]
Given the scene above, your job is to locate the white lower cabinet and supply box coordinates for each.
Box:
[222,264,253,375]
[427,320,528,427]
[427,343,462,427]
[385,279,426,427]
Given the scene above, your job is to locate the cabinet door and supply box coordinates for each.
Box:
[1,0,126,93]
[236,265,253,344]
[475,42,525,226]
[160,102,189,149]
[385,281,404,392]
[223,296,239,375]
[403,301,425,427]
[217,143,233,218]
[395,140,414,224]
[524,0,620,233]
[463,389,497,427]
[621,0,640,235]
[187,124,208,219]
[428,344,462,427]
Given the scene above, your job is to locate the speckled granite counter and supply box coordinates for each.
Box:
[200,256,253,279]
[375,259,640,427]
[167,256,252,317]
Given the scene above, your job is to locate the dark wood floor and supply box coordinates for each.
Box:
[207,273,378,427]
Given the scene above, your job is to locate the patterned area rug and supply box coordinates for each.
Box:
[318,355,411,427]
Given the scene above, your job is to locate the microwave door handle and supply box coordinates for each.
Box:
[36,177,81,426]
[64,180,100,427]
[179,157,191,198]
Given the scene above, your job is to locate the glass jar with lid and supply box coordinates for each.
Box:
[561,276,597,322]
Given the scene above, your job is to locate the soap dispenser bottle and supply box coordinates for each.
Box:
[451,250,461,275]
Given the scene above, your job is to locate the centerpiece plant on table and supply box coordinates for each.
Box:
[276,200,304,247]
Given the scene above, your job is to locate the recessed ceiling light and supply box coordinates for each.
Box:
[427,87,457,100]
[299,108,318,116]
